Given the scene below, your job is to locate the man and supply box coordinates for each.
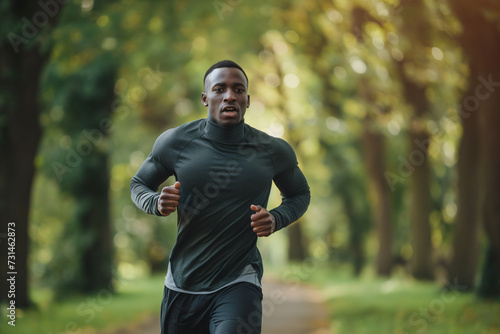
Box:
[130,60,310,334]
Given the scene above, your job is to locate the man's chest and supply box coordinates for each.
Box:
[173,140,275,197]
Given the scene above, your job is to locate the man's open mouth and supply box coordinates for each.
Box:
[221,106,239,115]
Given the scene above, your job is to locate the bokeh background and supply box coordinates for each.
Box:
[1,0,500,333]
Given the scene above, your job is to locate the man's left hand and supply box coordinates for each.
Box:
[250,204,276,237]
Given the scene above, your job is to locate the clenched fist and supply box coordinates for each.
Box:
[250,204,276,237]
[158,181,181,216]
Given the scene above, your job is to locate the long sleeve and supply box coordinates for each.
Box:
[270,164,310,231]
[130,159,170,216]
[130,119,311,291]
[130,131,176,216]
[270,142,311,231]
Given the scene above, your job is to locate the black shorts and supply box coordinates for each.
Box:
[160,282,263,334]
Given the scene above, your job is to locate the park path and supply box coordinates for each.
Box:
[102,279,331,334]
[260,279,331,334]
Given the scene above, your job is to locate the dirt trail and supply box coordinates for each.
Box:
[261,279,331,334]
[102,279,331,334]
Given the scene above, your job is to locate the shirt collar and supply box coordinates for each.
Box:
[204,115,247,143]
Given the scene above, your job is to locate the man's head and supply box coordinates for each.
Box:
[202,60,250,129]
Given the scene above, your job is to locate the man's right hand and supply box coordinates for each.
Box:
[158,181,181,216]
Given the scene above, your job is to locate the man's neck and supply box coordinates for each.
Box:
[204,116,246,143]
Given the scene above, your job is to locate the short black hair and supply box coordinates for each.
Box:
[204,60,248,88]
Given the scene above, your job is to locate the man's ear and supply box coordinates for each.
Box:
[201,92,208,107]
[247,94,251,108]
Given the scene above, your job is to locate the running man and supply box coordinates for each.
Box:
[130,60,310,334]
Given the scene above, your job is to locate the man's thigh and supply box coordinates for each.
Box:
[209,283,263,334]
[161,286,211,334]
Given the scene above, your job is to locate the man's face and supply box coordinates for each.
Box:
[202,67,250,128]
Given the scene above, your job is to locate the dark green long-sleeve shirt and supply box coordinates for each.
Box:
[130,117,310,292]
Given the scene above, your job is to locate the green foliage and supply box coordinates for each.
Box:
[477,245,500,299]
[299,266,500,334]
[0,274,164,333]
[38,55,117,295]
[21,0,498,313]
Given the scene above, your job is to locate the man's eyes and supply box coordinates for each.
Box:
[213,88,245,93]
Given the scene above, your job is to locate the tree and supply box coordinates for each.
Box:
[0,0,63,307]
[43,56,117,293]
[36,0,141,294]
[350,5,394,276]
[449,0,500,297]
[448,87,480,289]
[395,0,435,280]
[277,1,374,273]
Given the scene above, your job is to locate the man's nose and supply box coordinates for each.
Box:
[224,90,236,101]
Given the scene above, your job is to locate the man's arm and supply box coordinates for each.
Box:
[269,165,311,231]
[249,136,310,236]
[130,132,178,216]
[130,161,169,216]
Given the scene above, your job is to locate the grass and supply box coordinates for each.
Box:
[273,264,500,334]
[0,274,165,334]
[2,266,499,334]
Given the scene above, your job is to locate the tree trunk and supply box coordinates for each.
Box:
[0,0,61,307]
[449,0,500,298]
[396,64,434,280]
[347,203,366,277]
[268,54,310,263]
[477,77,500,297]
[448,93,480,290]
[78,153,113,292]
[395,0,435,281]
[408,129,434,280]
[337,176,369,276]
[0,51,43,308]
[51,59,116,294]
[350,6,392,277]
[362,119,393,276]
[288,222,308,262]
[400,73,435,280]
